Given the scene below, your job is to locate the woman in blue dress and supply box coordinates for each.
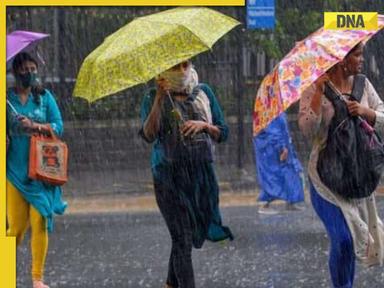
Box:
[6,52,67,288]
[253,112,305,214]
[139,61,233,288]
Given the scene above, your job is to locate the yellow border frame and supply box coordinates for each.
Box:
[1,2,15,287]
[6,0,245,6]
[1,1,244,287]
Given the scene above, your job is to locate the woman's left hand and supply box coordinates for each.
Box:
[181,120,208,137]
[345,100,368,117]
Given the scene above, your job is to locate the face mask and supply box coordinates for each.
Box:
[159,67,192,93]
[16,72,37,88]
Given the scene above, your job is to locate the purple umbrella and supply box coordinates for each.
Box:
[6,30,49,62]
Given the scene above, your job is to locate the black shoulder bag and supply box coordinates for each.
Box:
[317,74,384,199]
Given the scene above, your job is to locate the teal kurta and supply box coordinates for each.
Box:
[140,83,233,248]
[6,88,67,232]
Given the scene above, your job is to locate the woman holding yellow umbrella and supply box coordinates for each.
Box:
[73,7,239,288]
[140,61,233,288]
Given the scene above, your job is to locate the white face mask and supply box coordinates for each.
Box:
[159,65,193,93]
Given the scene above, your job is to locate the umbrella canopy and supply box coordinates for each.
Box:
[73,7,240,102]
[253,15,384,136]
[6,30,49,63]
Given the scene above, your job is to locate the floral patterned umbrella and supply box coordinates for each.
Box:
[73,7,240,102]
[253,15,384,135]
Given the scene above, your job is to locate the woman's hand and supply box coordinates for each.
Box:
[279,147,289,162]
[345,100,377,125]
[18,115,34,130]
[345,100,368,116]
[181,120,208,137]
[18,116,51,134]
[155,77,171,104]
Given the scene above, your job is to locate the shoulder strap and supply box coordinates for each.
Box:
[186,85,201,102]
[350,74,366,103]
[324,82,340,103]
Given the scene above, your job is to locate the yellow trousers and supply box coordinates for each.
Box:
[6,180,48,281]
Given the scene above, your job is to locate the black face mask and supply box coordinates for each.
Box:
[16,72,37,88]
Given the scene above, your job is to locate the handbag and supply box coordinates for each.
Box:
[317,74,384,199]
[28,126,68,185]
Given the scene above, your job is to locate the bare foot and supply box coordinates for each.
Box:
[285,203,305,211]
[33,280,50,288]
[258,202,279,215]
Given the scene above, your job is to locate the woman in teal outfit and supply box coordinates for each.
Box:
[140,61,233,288]
[6,52,67,288]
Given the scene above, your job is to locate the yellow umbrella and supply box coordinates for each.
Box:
[73,7,240,102]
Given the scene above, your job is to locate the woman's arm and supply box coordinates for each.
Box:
[140,78,172,142]
[17,91,63,136]
[366,79,384,133]
[201,84,229,143]
[181,120,221,141]
[38,92,63,136]
[141,91,164,142]
[298,77,326,140]
[298,85,322,139]
[180,84,227,142]
[345,99,377,125]
[344,79,384,127]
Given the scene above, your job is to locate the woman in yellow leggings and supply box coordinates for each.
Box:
[7,52,67,288]
[7,181,48,281]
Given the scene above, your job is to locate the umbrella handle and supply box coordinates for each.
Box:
[6,99,19,115]
[166,90,187,126]
[166,90,176,109]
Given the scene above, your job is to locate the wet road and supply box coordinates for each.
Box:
[16,199,384,288]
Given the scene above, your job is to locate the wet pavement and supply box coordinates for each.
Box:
[16,198,384,288]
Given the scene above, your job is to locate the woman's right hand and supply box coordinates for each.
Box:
[155,77,170,104]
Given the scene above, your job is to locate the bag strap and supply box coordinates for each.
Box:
[184,86,201,118]
[350,74,366,103]
[33,125,57,140]
[47,125,58,140]
[324,82,340,103]
[186,85,201,102]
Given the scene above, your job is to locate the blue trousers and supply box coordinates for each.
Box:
[310,181,355,288]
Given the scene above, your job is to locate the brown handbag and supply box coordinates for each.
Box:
[28,126,68,186]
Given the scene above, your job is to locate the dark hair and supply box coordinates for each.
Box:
[12,52,45,104]
[346,42,363,58]
[330,42,363,75]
